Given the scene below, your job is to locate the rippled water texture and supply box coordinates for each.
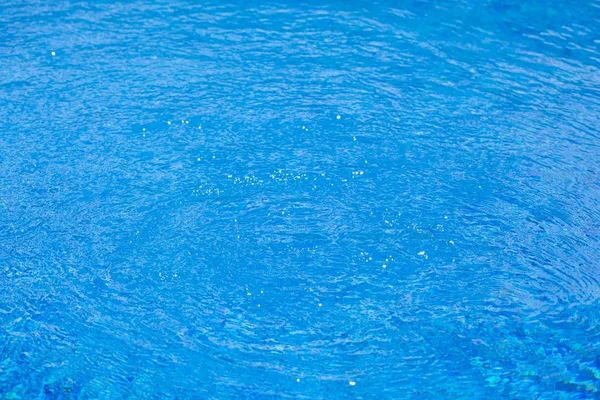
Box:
[1,0,600,398]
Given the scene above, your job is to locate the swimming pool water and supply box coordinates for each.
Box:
[1,0,600,398]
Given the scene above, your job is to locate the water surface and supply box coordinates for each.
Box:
[1,0,600,398]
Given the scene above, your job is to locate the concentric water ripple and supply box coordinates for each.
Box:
[1,0,599,398]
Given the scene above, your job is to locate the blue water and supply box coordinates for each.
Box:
[1,0,600,398]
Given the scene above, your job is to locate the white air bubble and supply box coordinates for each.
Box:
[336,115,341,120]
[349,381,356,386]
[51,51,56,56]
